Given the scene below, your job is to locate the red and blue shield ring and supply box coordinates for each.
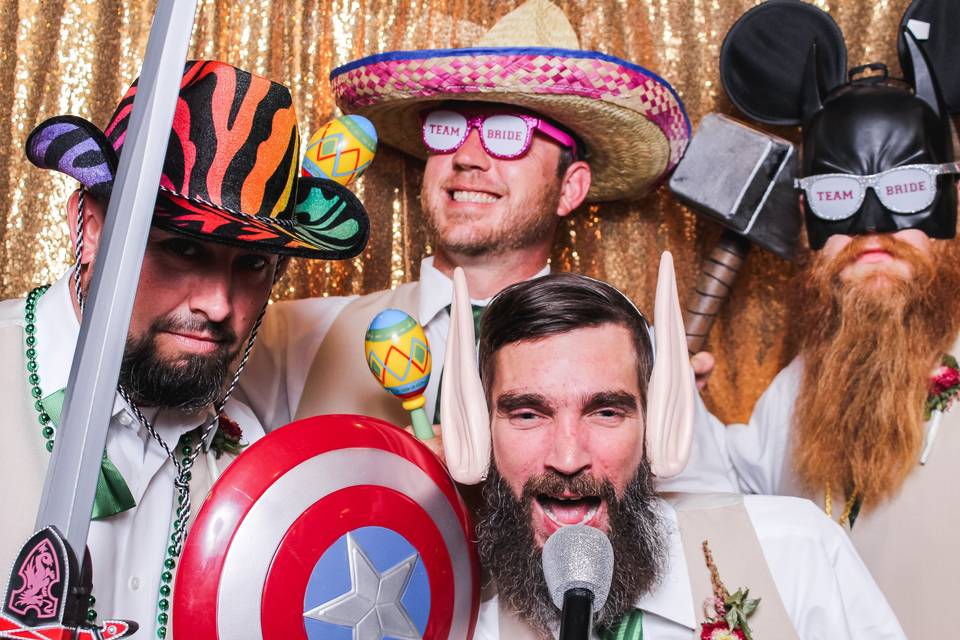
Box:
[172,414,479,639]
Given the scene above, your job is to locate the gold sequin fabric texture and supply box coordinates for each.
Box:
[0,0,916,422]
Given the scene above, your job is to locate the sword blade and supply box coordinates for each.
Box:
[35,0,199,558]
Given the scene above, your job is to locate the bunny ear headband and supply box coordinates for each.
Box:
[439,252,694,485]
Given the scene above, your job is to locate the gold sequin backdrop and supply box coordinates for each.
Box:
[0,0,914,422]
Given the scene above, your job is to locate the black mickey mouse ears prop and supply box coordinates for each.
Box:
[720,0,847,126]
[899,0,960,114]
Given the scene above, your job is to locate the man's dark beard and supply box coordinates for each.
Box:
[119,315,237,412]
[476,463,666,635]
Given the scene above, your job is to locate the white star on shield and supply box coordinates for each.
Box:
[303,532,422,639]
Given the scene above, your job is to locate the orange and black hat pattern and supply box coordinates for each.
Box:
[26,60,369,260]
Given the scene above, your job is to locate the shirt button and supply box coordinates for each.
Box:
[129,576,140,591]
[117,413,132,427]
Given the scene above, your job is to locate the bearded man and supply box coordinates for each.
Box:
[725,37,960,637]
[463,271,902,639]
[0,61,369,637]
[241,0,736,494]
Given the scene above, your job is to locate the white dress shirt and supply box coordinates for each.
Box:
[28,275,265,637]
[473,496,905,639]
[241,257,738,492]
[724,358,804,494]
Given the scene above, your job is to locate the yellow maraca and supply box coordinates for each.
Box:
[365,309,434,440]
[302,114,377,186]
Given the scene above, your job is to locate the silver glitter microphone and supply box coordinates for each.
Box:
[542,525,614,640]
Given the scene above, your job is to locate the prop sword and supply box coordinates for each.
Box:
[1,1,197,637]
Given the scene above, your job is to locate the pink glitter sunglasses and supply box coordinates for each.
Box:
[420,108,579,159]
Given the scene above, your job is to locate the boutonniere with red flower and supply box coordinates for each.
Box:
[699,541,760,640]
[925,354,960,420]
[701,619,745,640]
[210,414,248,458]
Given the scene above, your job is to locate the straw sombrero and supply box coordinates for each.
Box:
[330,0,690,202]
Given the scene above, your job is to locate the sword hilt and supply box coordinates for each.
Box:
[0,527,137,639]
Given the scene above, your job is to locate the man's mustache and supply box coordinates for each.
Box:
[149,314,237,346]
[523,471,617,502]
[827,234,928,273]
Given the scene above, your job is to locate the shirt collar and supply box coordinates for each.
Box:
[416,256,551,327]
[633,498,697,629]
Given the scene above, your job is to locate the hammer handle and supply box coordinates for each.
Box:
[684,230,751,354]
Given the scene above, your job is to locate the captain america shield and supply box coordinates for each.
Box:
[172,414,479,639]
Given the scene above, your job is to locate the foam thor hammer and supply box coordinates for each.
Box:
[668,113,802,354]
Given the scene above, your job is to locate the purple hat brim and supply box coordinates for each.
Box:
[25,115,118,199]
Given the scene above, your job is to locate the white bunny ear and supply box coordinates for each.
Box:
[646,251,695,478]
[439,267,491,484]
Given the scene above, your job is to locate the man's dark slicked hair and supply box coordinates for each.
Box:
[478,273,653,408]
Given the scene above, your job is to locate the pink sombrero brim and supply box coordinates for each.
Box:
[331,46,691,202]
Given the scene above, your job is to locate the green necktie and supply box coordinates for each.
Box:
[600,609,644,640]
[42,388,137,520]
[432,303,485,425]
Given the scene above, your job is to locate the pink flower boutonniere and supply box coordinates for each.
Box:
[210,414,248,458]
[699,541,761,640]
[701,618,746,640]
[925,355,960,420]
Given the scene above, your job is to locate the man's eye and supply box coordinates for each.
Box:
[163,238,201,258]
[591,408,627,424]
[238,254,269,272]
[509,410,544,423]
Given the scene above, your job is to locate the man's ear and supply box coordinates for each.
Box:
[66,189,105,266]
[556,161,591,218]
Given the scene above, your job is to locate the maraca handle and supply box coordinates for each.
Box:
[408,406,435,440]
[402,395,434,440]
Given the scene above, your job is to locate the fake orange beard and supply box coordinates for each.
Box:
[792,234,960,507]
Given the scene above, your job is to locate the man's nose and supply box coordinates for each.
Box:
[543,416,591,477]
[189,270,232,323]
[451,128,491,171]
[856,189,898,235]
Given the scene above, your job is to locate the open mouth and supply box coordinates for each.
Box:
[536,494,602,527]
[450,189,500,204]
